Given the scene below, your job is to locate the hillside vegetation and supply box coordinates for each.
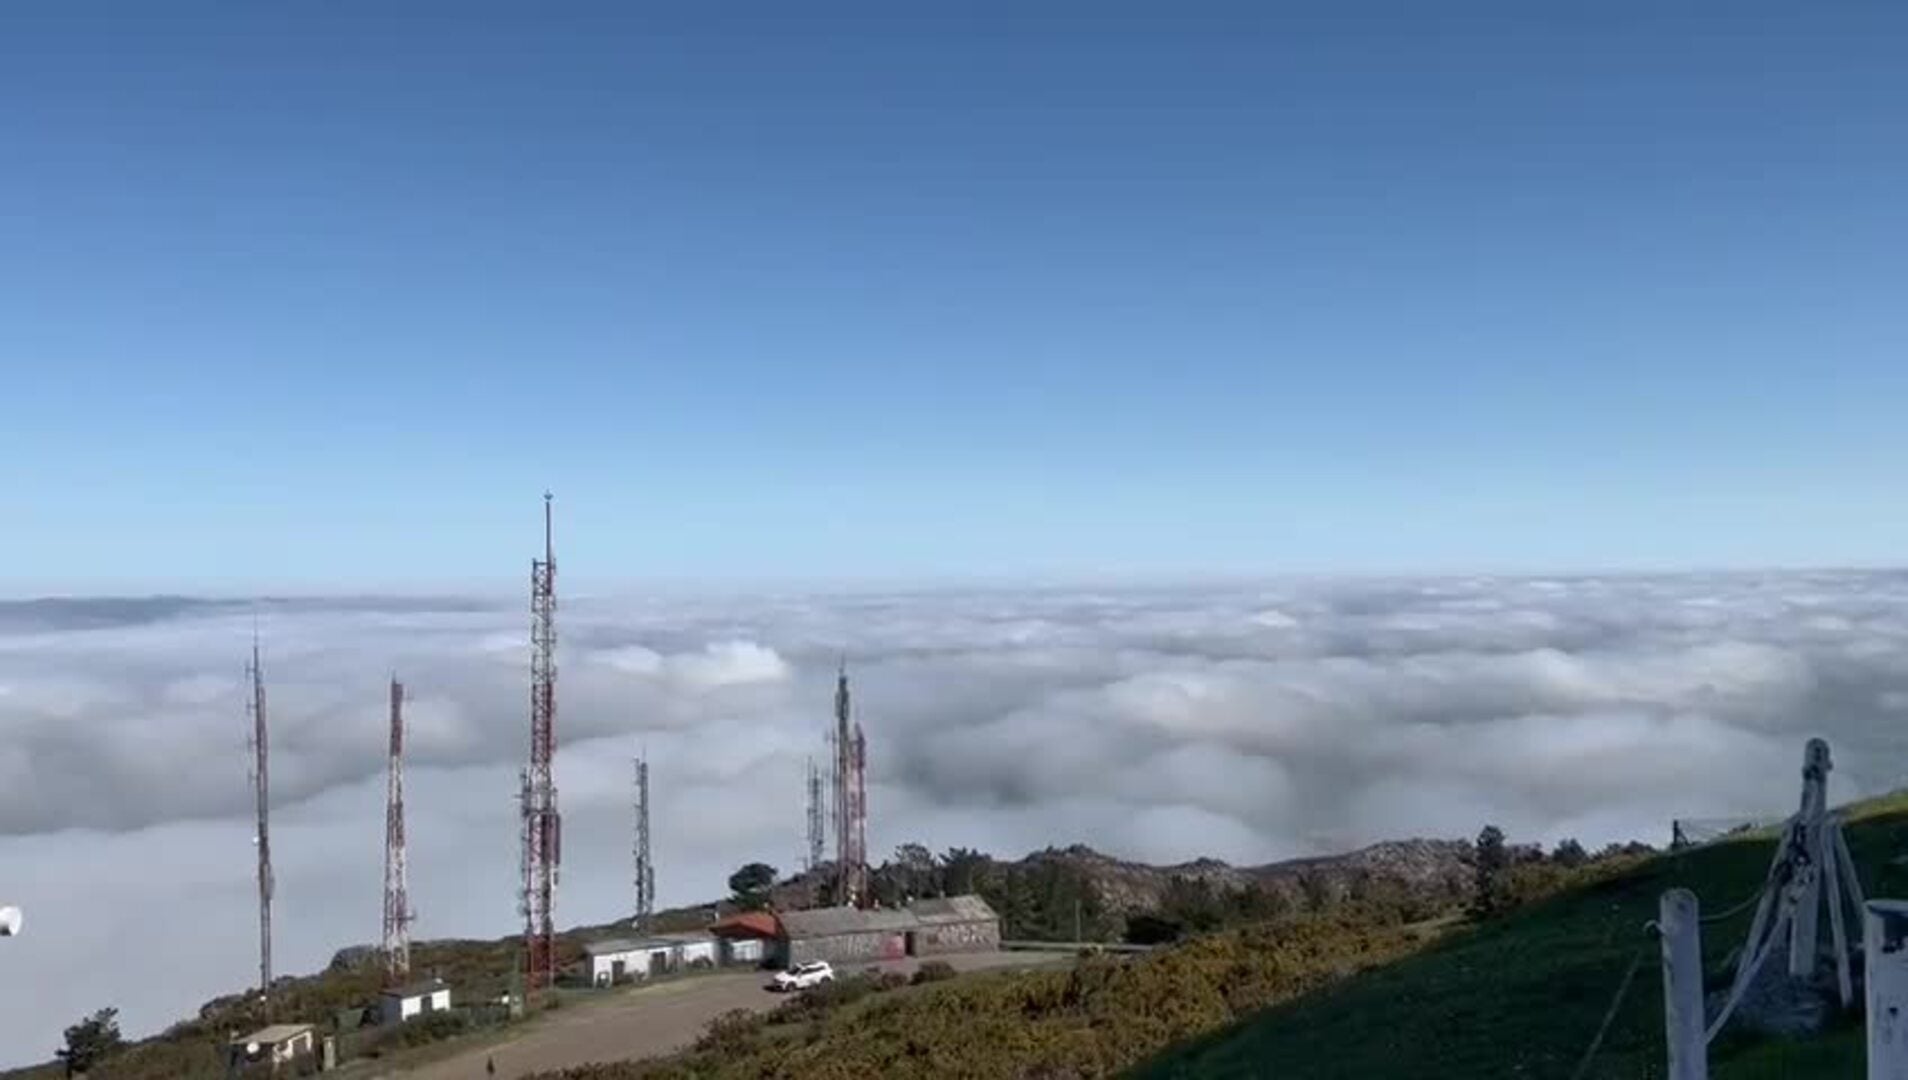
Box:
[1139,794,1908,1079]
[527,802,1907,1080]
[535,910,1444,1080]
[0,836,1480,1079]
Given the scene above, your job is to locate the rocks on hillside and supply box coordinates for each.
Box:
[328,945,377,972]
[1022,838,1476,916]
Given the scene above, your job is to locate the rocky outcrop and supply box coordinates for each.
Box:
[1018,838,1477,916]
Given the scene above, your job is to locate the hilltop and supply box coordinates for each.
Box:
[530,797,1908,1079]
[0,835,1481,1079]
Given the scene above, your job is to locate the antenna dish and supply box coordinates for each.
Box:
[0,906,21,936]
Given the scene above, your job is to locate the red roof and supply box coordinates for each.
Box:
[710,911,782,939]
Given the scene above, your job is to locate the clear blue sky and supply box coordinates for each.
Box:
[4,3,1906,592]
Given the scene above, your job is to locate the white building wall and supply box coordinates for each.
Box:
[678,940,718,967]
[381,988,453,1024]
[274,1032,314,1063]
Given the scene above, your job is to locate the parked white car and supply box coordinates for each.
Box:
[769,961,835,992]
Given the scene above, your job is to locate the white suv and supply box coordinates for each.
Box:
[770,961,835,992]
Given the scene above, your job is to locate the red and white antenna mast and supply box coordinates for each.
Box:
[246,627,274,1002]
[383,676,414,983]
[832,662,869,908]
[521,493,562,994]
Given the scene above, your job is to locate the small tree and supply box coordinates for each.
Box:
[1472,825,1509,918]
[1552,838,1588,869]
[57,1007,123,1077]
[728,862,778,910]
[893,842,939,898]
[941,847,990,896]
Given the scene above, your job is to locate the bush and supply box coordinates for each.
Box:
[394,1009,471,1048]
[873,971,910,992]
[911,961,957,986]
[693,1009,766,1055]
[768,974,878,1025]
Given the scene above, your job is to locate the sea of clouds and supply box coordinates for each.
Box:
[3,571,1907,1063]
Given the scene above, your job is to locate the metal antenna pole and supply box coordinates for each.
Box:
[833,662,856,907]
[383,677,413,983]
[805,757,826,874]
[852,723,869,908]
[634,755,654,933]
[523,493,562,994]
[247,629,274,1004]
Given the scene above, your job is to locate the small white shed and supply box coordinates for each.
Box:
[582,937,675,986]
[379,979,452,1025]
[228,1024,315,1070]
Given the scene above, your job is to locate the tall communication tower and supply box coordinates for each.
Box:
[832,664,869,908]
[382,677,414,984]
[633,756,655,932]
[520,493,562,994]
[805,757,826,874]
[246,632,274,1001]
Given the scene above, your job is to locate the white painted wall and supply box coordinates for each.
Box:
[276,1031,314,1064]
[380,987,452,1025]
[588,947,671,985]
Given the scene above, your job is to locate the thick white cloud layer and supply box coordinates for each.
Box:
[3,572,1907,1064]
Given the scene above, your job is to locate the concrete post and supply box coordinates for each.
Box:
[1661,889,1708,1080]
[1867,900,1908,1080]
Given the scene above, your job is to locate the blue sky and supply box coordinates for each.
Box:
[4,3,1906,591]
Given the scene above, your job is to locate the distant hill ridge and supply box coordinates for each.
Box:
[1010,837,1477,916]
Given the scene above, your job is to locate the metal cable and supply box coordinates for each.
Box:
[1568,945,1649,1080]
[1699,889,1767,925]
[1706,907,1793,1043]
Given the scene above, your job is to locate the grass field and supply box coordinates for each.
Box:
[1135,794,1908,1079]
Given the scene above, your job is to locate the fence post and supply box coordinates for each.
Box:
[1661,888,1708,1080]
[1867,900,1908,1079]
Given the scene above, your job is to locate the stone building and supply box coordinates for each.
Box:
[908,895,1002,955]
[775,895,1001,967]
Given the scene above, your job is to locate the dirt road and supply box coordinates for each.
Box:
[399,951,1059,1079]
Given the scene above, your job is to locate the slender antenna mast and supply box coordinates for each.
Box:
[522,493,562,994]
[832,662,868,908]
[852,723,869,908]
[246,629,273,1002]
[633,755,655,932]
[805,756,826,874]
[382,676,414,983]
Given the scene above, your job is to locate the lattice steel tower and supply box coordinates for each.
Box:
[520,493,562,993]
[805,756,826,874]
[383,677,414,983]
[633,755,655,932]
[246,632,274,1001]
[833,663,869,908]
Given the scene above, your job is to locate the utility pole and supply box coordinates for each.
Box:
[633,755,654,933]
[246,630,273,1004]
[521,493,562,995]
[383,677,413,984]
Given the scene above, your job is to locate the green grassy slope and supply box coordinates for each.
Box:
[538,915,1445,1080]
[1136,795,1908,1080]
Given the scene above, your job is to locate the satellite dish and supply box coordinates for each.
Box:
[0,907,20,937]
[246,1041,261,1056]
